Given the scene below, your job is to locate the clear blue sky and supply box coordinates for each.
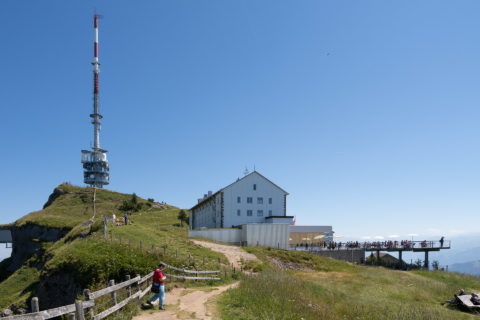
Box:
[1,0,479,241]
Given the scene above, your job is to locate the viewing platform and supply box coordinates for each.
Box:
[292,240,451,269]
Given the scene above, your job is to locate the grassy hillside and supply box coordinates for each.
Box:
[219,247,480,320]
[0,185,230,310]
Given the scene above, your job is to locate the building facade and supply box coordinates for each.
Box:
[190,171,291,229]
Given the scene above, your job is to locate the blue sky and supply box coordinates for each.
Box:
[1,0,480,248]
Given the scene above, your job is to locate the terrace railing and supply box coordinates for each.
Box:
[291,240,451,251]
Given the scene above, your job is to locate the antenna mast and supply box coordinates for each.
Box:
[81,13,110,188]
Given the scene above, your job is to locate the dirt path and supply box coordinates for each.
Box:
[191,240,260,269]
[134,283,237,320]
[134,240,257,320]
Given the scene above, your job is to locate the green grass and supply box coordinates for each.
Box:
[15,185,139,229]
[0,265,40,308]
[0,185,231,311]
[219,247,480,320]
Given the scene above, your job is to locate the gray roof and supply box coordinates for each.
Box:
[190,171,288,211]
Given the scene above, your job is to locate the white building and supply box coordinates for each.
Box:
[189,171,292,229]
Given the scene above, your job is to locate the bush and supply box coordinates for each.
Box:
[118,193,143,212]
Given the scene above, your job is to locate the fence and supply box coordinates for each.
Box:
[101,231,227,271]
[2,263,220,320]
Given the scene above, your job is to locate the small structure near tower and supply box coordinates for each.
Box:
[81,14,109,188]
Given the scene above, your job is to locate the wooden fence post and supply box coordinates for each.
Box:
[103,216,107,239]
[135,273,142,305]
[68,313,76,320]
[188,254,191,265]
[75,301,85,320]
[126,275,131,297]
[31,297,39,313]
[109,280,117,304]
[83,289,94,318]
[136,274,141,294]
[151,244,154,252]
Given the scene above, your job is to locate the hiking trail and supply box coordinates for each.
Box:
[134,240,258,320]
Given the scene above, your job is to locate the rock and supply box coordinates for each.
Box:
[1,309,12,317]
[16,308,26,315]
[43,188,66,209]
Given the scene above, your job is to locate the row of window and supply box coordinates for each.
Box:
[236,209,272,217]
[237,196,273,204]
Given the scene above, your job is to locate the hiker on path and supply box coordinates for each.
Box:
[439,236,444,247]
[147,263,167,310]
[124,213,128,225]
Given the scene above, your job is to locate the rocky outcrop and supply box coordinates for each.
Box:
[36,272,81,310]
[43,188,66,209]
[7,224,69,273]
[1,309,12,317]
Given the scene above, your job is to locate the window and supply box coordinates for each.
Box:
[237,209,241,216]
[247,197,253,204]
[257,210,264,217]
[253,184,257,190]
[269,210,272,216]
[237,196,241,203]
[247,210,253,216]
[257,197,263,204]
[269,197,272,204]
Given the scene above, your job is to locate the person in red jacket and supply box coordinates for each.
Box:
[147,263,167,310]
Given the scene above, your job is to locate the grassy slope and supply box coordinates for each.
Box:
[219,247,480,320]
[0,185,229,309]
[0,265,40,308]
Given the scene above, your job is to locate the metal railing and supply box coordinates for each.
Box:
[290,240,451,251]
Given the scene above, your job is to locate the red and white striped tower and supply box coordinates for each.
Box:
[92,13,101,150]
[82,13,109,188]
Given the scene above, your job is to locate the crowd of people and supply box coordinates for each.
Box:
[296,237,446,251]
[111,213,129,226]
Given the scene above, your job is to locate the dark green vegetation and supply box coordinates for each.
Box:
[220,247,480,320]
[0,185,229,310]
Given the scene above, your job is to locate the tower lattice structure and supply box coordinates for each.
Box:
[81,14,110,188]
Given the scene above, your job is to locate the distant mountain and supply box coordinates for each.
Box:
[450,260,480,277]
[437,246,480,266]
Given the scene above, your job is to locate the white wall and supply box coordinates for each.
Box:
[188,228,242,245]
[222,172,287,227]
[244,224,290,249]
[189,223,290,249]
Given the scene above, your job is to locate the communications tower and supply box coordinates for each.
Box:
[81,14,110,188]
